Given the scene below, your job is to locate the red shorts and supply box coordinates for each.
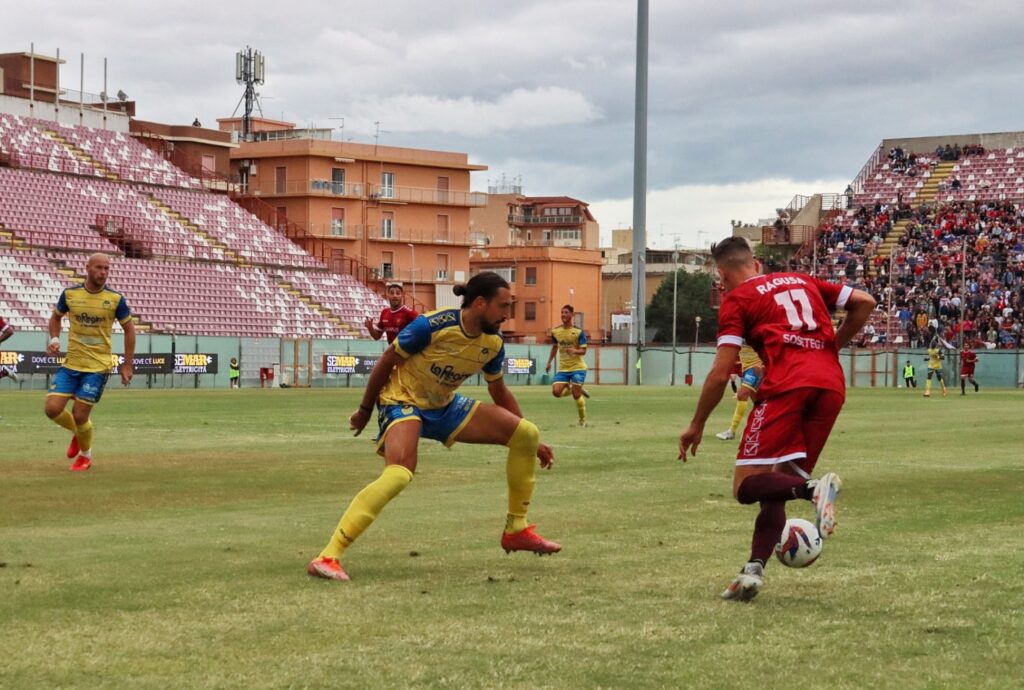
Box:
[960,366,975,377]
[737,387,845,476]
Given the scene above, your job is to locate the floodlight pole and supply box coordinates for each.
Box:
[630,0,649,381]
[671,251,679,386]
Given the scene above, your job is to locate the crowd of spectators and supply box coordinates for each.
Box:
[936,142,986,161]
[796,196,1024,349]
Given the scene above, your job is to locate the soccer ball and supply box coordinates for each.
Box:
[774,518,822,568]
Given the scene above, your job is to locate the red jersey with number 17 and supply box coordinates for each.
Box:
[377,305,419,344]
[716,273,853,398]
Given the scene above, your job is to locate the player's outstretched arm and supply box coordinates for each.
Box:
[487,377,523,418]
[488,378,553,468]
[349,347,401,435]
[363,318,384,340]
[834,289,877,350]
[120,318,136,386]
[679,345,738,461]
[545,341,558,372]
[47,312,63,355]
[0,323,13,344]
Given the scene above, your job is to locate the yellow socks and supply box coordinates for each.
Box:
[730,399,749,434]
[504,419,539,534]
[575,395,586,421]
[319,464,413,560]
[53,409,76,433]
[76,419,93,456]
[925,378,933,394]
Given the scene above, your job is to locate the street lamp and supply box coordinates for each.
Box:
[694,315,702,348]
[407,243,416,305]
[671,251,679,385]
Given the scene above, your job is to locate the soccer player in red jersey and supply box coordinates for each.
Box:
[365,283,419,344]
[960,346,979,395]
[678,237,876,601]
[0,316,19,382]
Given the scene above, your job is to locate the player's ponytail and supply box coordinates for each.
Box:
[453,272,509,308]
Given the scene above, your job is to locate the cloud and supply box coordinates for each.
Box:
[5,0,1024,243]
[588,177,851,249]
[344,87,601,136]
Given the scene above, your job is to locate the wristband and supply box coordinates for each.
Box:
[740,368,763,392]
[359,404,373,413]
[49,337,60,346]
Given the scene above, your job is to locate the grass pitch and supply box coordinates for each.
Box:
[1,385,1022,689]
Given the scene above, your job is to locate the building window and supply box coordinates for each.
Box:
[381,171,395,199]
[489,266,516,284]
[331,208,345,236]
[381,212,394,239]
[331,168,346,195]
[435,253,449,281]
[437,176,449,203]
[381,251,394,279]
[525,266,537,285]
[525,302,537,321]
[201,154,216,173]
[275,166,287,194]
[436,214,450,242]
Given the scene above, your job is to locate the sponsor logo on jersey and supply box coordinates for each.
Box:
[428,311,458,328]
[76,313,104,327]
[430,362,472,385]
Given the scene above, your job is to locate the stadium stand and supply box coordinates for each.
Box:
[0,115,386,338]
[796,145,1024,349]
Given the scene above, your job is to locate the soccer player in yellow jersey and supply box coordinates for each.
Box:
[45,253,135,471]
[715,345,764,441]
[923,341,948,398]
[308,272,561,582]
[545,305,589,426]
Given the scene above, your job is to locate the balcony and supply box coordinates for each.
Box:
[508,214,584,226]
[373,267,462,284]
[271,222,363,239]
[368,184,487,207]
[366,225,473,245]
[245,178,364,198]
[761,224,815,246]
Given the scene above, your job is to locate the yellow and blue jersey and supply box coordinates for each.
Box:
[55,284,132,373]
[739,345,762,373]
[550,325,587,372]
[380,309,505,409]
[927,347,944,371]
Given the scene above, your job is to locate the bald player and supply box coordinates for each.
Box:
[45,253,135,471]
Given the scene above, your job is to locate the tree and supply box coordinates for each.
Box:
[647,270,718,344]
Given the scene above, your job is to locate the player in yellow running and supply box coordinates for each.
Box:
[545,305,589,426]
[716,345,764,441]
[923,340,948,398]
[45,253,135,471]
[307,272,561,582]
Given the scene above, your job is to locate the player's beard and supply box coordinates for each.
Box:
[481,318,503,335]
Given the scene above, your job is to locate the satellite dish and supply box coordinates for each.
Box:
[99,91,108,102]
[117,90,128,102]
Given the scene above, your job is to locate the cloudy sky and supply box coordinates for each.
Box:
[6,1,1023,248]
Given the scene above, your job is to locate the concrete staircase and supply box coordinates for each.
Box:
[0,224,29,251]
[40,129,119,181]
[140,193,248,266]
[277,279,357,337]
[867,161,958,278]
